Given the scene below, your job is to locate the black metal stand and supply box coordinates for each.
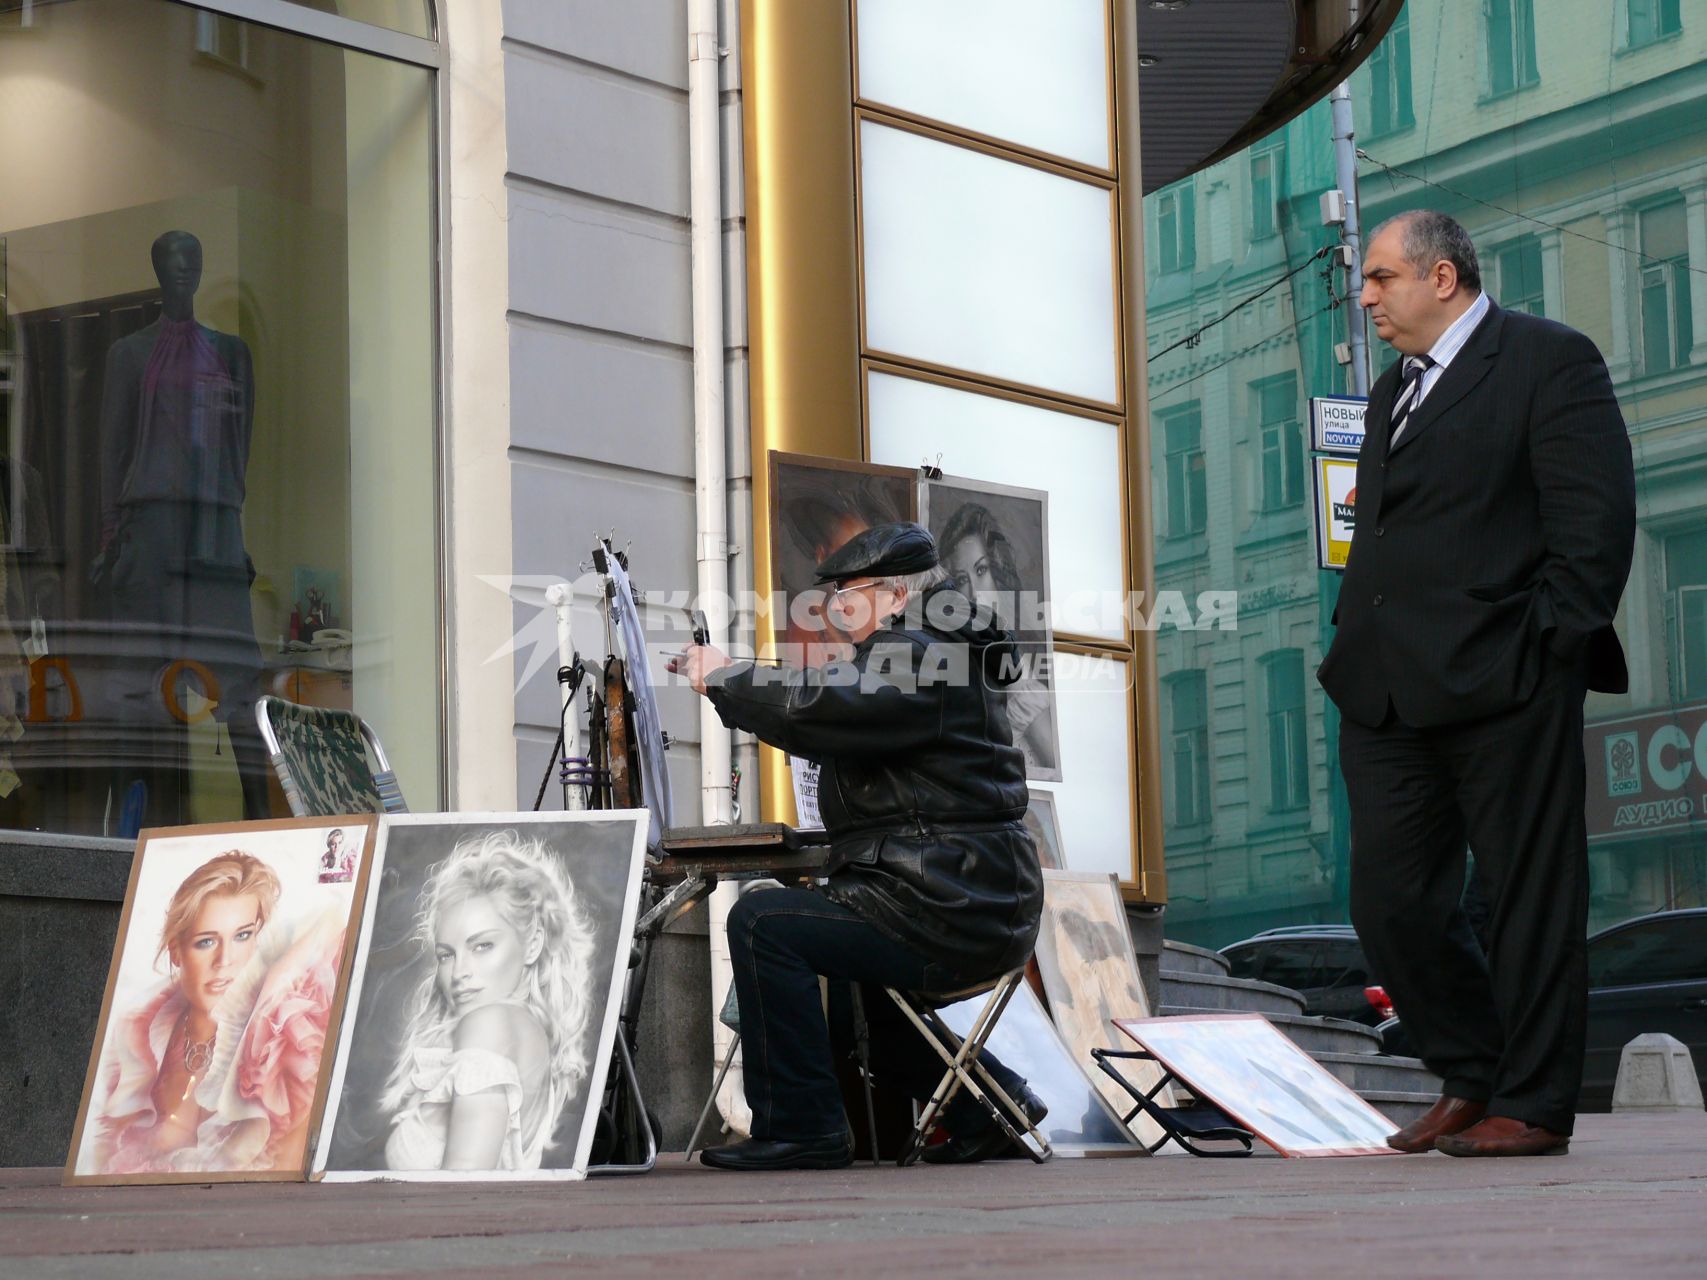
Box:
[1090,1046,1256,1157]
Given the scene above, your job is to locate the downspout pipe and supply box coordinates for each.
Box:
[689,0,733,829]
[689,0,751,1137]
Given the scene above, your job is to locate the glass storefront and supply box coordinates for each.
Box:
[1147,0,1707,946]
[0,0,438,836]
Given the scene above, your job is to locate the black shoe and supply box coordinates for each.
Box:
[699,1134,854,1172]
[920,1086,1048,1165]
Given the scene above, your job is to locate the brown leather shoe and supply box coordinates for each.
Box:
[1386,1095,1487,1153]
[1435,1115,1569,1157]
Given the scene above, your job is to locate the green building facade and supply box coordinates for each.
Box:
[1147,0,1707,948]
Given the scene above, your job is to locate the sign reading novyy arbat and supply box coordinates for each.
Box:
[1584,700,1707,842]
[1310,395,1368,455]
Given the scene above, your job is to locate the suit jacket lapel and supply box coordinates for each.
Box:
[1388,302,1504,456]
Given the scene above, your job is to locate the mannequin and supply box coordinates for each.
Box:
[95,230,270,821]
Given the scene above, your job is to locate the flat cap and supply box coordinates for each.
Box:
[813,521,938,583]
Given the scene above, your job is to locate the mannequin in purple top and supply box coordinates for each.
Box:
[95,230,271,822]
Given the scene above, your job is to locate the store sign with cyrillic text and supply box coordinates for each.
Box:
[1584,701,1707,842]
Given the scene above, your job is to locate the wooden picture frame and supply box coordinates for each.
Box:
[63,815,380,1185]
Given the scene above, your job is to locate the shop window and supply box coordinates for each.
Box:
[0,0,439,836]
[1367,7,1414,138]
[1166,669,1210,829]
[1157,182,1196,274]
[1249,142,1284,241]
[1627,0,1683,49]
[1162,402,1206,539]
[1495,236,1545,317]
[1639,200,1693,375]
[1264,650,1308,813]
[1486,0,1540,96]
[1256,374,1303,512]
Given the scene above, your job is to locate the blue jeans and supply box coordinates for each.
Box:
[727,886,1026,1140]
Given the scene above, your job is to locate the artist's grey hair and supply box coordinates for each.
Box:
[881,565,950,598]
[1373,209,1482,292]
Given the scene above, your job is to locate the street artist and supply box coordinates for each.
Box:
[670,522,1046,1171]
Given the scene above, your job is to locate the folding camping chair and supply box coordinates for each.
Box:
[255,695,409,817]
[1089,1046,1255,1157]
[887,968,1052,1166]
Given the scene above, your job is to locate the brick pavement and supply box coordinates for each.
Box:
[2,1112,1704,1279]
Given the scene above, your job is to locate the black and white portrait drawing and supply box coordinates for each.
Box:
[313,812,648,1181]
[923,474,1060,781]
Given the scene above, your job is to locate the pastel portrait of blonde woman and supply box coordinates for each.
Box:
[379,830,597,1172]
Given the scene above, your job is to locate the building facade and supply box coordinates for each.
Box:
[1150,0,1707,947]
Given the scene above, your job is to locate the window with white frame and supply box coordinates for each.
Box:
[1367,7,1414,138]
[1486,0,1540,96]
[1256,374,1303,512]
[1666,528,1707,699]
[1627,0,1682,49]
[1166,670,1211,828]
[1163,402,1207,539]
[1264,651,1309,813]
[1494,235,1545,317]
[1157,182,1196,274]
[1249,141,1284,240]
[1639,199,1693,374]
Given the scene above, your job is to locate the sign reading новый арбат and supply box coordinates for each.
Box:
[1310,396,1368,455]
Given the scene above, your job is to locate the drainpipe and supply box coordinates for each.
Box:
[688,0,748,1136]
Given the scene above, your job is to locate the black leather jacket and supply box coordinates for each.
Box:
[706,585,1042,983]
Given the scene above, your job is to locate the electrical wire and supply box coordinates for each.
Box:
[1148,246,1337,363]
[1151,302,1342,404]
[1358,149,1707,277]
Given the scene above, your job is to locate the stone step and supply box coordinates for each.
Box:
[1159,971,1307,1016]
[1158,939,1230,977]
[1158,1005,1385,1056]
[1357,1090,1437,1129]
[1310,1050,1443,1097]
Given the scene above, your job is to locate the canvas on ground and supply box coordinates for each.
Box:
[66,817,377,1185]
[312,811,647,1181]
[1033,869,1176,1149]
[1115,1014,1400,1157]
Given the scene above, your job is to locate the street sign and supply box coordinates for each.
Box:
[1310,395,1368,455]
[1312,455,1357,572]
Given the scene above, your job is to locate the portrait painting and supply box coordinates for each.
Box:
[940,982,1140,1157]
[769,451,916,669]
[1115,1014,1400,1157]
[922,473,1060,781]
[65,817,378,1185]
[1033,870,1177,1151]
[312,811,648,1182]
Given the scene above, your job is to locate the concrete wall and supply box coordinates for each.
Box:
[497,0,751,1146]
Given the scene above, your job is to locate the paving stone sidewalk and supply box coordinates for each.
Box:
[3,1112,1704,1279]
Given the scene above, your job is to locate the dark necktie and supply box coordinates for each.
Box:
[1387,354,1436,449]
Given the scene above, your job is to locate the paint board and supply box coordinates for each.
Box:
[1033,869,1176,1149]
[312,811,647,1181]
[65,817,378,1185]
[1115,1014,1401,1157]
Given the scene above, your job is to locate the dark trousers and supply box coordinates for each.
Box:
[1340,652,1590,1135]
[727,887,1025,1140]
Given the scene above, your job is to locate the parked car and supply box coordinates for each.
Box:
[1219,926,1389,1026]
[1376,908,1707,1110]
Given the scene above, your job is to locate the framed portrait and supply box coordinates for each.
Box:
[1024,788,1066,871]
[941,982,1140,1158]
[1033,870,1178,1151]
[312,811,648,1182]
[768,450,916,668]
[64,816,379,1185]
[1115,1014,1400,1157]
[922,473,1060,781]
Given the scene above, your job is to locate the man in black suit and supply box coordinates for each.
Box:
[1317,210,1635,1157]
